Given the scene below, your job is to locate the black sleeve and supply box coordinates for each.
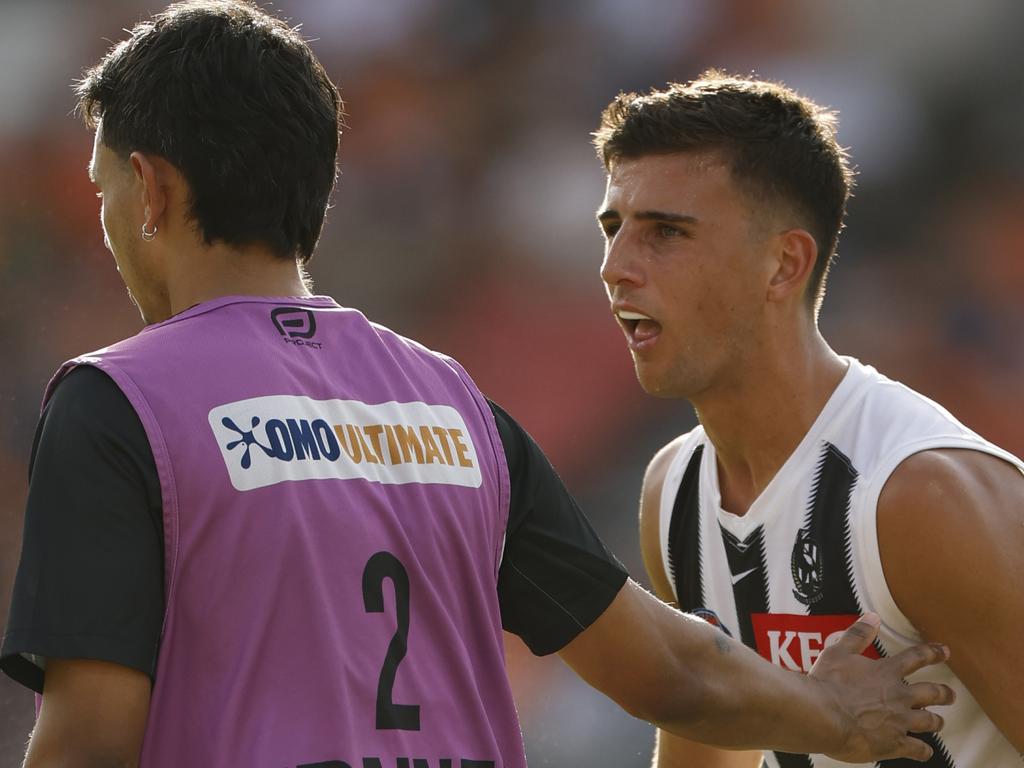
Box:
[490,400,629,656]
[0,366,165,693]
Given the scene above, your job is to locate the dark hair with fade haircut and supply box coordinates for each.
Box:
[593,70,855,309]
[76,0,342,264]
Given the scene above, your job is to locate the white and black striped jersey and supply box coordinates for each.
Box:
[657,357,1023,768]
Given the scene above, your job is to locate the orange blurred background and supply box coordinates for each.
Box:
[2,1,1022,763]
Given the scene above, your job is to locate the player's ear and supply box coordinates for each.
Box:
[129,151,171,236]
[766,228,817,304]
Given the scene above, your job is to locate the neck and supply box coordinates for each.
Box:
[692,326,847,516]
[155,240,312,322]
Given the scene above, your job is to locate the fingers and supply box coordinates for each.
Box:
[890,642,950,676]
[828,612,881,655]
[894,734,936,762]
[908,681,956,709]
[904,708,946,735]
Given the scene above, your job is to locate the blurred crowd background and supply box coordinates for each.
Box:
[2,0,1023,763]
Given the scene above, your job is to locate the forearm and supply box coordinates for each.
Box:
[561,581,841,754]
[641,605,840,753]
[562,580,946,763]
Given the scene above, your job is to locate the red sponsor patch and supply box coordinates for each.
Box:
[750,613,881,673]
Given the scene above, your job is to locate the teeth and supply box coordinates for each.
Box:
[617,310,651,321]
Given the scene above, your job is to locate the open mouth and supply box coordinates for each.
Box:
[616,309,662,347]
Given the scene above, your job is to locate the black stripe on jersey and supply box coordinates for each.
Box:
[720,525,769,648]
[878,737,958,768]
[799,443,860,615]
[799,443,956,768]
[772,752,813,768]
[721,527,812,768]
[666,445,704,611]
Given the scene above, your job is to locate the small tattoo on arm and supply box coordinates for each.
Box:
[714,632,732,655]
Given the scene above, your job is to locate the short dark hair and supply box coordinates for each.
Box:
[594,70,854,308]
[76,0,342,264]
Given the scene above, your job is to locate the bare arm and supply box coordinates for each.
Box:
[23,659,151,768]
[877,448,1024,751]
[639,440,762,768]
[558,441,954,763]
[558,577,950,761]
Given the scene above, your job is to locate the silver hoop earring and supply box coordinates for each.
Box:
[141,223,158,241]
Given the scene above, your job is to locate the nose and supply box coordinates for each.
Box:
[600,225,644,290]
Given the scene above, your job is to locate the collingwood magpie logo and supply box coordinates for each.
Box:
[791,527,824,605]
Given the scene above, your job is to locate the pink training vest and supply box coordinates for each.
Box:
[45,296,523,768]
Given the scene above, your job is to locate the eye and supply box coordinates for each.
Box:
[601,222,621,239]
[658,224,685,238]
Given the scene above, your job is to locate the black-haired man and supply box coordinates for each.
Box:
[595,72,1024,767]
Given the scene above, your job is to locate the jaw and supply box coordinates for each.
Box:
[632,350,684,399]
[113,253,172,325]
[631,338,726,402]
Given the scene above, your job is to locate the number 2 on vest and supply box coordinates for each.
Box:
[362,551,421,731]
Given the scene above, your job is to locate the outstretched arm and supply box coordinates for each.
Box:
[559,577,951,762]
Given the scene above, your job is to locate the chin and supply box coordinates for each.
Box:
[635,362,700,400]
[635,367,674,399]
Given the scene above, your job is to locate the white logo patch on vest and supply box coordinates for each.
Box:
[209,395,482,491]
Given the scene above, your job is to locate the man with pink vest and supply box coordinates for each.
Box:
[2,3,952,766]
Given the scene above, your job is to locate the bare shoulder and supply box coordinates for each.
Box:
[639,434,691,603]
[642,435,691,498]
[878,447,1024,531]
[877,447,1024,635]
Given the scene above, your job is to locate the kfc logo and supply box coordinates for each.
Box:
[751,613,880,673]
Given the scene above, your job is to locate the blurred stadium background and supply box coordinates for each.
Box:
[2,0,1023,763]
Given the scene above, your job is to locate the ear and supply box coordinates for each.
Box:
[129,152,170,234]
[766,228,818,303]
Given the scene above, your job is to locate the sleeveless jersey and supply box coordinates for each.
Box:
[657,357,1023,768]
[43,295,523,768]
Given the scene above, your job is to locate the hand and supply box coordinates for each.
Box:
[808,613,955,763]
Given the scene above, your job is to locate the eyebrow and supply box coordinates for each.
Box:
[596,209,699,225]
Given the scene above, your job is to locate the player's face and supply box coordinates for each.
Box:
[598,151,774,399]
[89,126,164,324]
